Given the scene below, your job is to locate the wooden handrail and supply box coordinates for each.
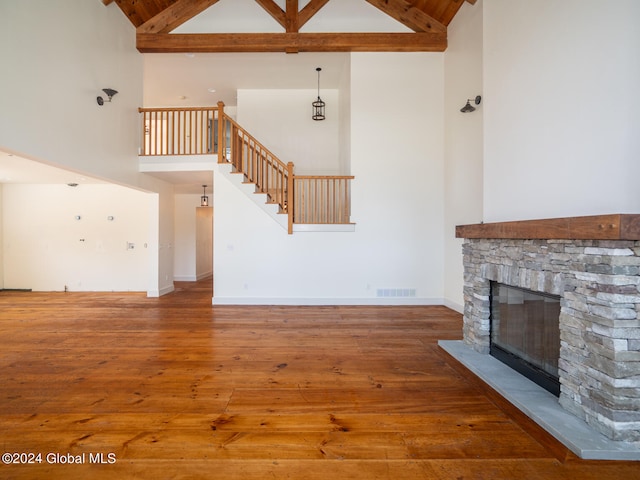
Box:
[218,111,293,229]
[139,103,354,233]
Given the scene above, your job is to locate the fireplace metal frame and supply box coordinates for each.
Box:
[489,282,561,396]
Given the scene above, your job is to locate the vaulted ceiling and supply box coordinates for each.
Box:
[105,0,476,53]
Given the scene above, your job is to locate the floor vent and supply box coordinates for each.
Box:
[376,288,416,298]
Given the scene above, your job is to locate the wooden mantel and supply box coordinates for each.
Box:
[456,214,640,240]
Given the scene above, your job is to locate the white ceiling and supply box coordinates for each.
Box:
[143,52,350,108]
[143,170,214,195]
[2,0,408,194]
[0,151,106,186]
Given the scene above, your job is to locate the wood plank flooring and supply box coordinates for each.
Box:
[0,278,638,479]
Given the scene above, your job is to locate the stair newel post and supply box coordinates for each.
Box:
[287,162,295,235]
[217,101,225,163]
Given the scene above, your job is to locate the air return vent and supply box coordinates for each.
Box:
[376,288,416,298]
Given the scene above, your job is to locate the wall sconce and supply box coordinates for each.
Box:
[97,88,118,106]
[200,185,209,207]
[460,95,482,113]
[312,67,325,121]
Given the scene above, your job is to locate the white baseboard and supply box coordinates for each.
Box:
[148,283,175,297]
[211,296,446,306]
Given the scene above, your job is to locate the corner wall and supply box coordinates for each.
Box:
[443,0,484,312]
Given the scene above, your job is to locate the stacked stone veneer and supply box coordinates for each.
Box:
[462,238,640,443]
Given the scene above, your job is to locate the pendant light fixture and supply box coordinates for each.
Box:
[312,67,325,121]
[200,185,209,207]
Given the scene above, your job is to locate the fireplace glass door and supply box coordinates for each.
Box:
[490,282,561,396]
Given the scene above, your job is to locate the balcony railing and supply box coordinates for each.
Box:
[139,107,218,156]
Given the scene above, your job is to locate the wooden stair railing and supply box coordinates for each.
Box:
[216,104,294,232]
[139,102,354,234]
[294,176,354,225]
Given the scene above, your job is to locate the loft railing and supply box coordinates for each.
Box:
[139,102,354,234]
[138,107,218,156]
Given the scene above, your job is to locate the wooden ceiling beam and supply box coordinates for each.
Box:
[299,0,331,28]
[102,0,114,5]
[137,31,447,53]
[137,0,221,34]
[466,0,477,4]
[284,0,299,53]
[364,0,446,33]
[254,0,286,29]
[285,0,299,33]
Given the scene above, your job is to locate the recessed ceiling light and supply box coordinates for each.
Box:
[184,53,195,58]
[179,95,187,100]
[207,88,216,93]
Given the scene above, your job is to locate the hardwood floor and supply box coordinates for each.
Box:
[0,278,637,479]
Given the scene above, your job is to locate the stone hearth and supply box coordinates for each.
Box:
[454,214,640,449]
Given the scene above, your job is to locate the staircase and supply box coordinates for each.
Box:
[139,103,354,234]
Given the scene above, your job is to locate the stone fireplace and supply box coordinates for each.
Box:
[454,214,640,447]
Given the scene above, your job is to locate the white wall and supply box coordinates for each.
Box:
[173,195,214,282]
[237,89,342,174]
[2,184,150,291]
[174,194,199,281]
[443,0,484,311]
[0,185,3,290]
[0,0,176,296]
[338,55,352,173]
[195,206,213,280]
[0,0,142,186]
[483,0,640,222]
[350,53,445,301]
[213,53,445,305]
